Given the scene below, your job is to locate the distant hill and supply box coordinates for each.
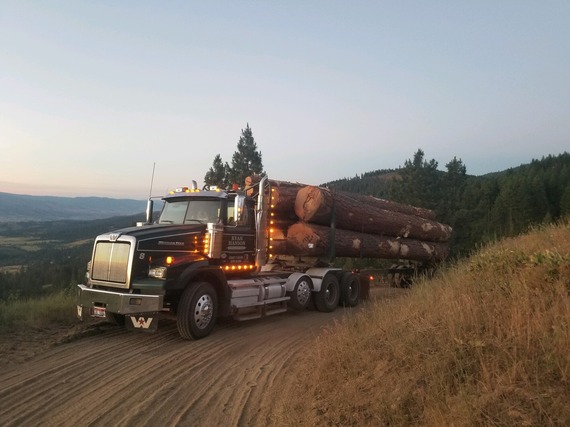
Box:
[0,192,147,222]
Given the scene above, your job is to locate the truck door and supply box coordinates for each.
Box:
[221,197,256,267]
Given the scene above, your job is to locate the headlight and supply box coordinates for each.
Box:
[148,266,167,279]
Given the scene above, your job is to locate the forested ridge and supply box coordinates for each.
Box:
[1,151,569,301]
[326,150,570,256]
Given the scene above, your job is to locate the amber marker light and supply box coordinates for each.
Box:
[166,256,174,265]
[223,264,256,271]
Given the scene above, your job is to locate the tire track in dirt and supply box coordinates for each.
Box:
[0,306,351,426]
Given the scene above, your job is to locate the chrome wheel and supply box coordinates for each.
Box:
[296,279,311,306]
[194,294,214,329]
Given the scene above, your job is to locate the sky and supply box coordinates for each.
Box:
[1,1,569,199]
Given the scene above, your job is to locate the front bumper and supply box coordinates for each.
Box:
[76,284,164,319]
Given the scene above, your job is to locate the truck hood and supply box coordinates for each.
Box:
[98,224,208,253]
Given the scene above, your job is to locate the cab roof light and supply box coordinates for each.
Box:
[171,187,204,194]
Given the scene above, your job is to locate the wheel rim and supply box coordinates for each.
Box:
[194,294,214,329]
[325,282,337,304]
[296,280,311,305]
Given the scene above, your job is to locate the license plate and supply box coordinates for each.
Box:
[92,307,106,318]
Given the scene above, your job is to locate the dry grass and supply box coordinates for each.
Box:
[283,222,570,426]
[0,287,78,332]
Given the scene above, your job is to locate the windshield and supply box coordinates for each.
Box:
[158,199,222,224]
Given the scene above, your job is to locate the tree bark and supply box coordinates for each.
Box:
[269,185,301,217]
[266,219,293,258]
[269,239,287,254]
[267,219,293,240]
[356,195,435,220]
[285,222,449,262]
[245,176,306,220]
[294,186,452,242]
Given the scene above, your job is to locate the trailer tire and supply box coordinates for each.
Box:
[177,282,218,340]
[288,276,312,310]
[314,274,340,312]
[339,272,360,307]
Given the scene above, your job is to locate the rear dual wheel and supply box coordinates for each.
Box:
[339,272,360,307]
[314,274,340,312]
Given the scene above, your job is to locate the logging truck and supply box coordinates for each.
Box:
[76,176,362,340]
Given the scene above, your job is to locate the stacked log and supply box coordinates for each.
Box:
[286,223,449,262]
[245,176,304,254]
[244,176,452,262]
[246,176,302,220]
[290,183,436,221]
[294,186,451,242]
[267,219,293,255]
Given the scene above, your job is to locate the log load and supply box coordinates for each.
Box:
[294,186,452,242]
[354,195,435,220]
[245,176,305,220]
[267,219,293,257]
[285,222,449,262]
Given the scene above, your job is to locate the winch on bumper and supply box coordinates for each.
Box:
[76,285,164,319]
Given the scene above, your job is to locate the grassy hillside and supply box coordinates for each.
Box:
[280,221,570,426]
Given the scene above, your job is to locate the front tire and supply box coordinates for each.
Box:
[177,282,218,340]
[314,274,340,312]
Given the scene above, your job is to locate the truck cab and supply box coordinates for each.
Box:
[156,186,258,269]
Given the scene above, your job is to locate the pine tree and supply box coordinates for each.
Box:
[228,124,263,185]
[204,154,230,188]
[441,156,467,217]
[390,149,440,209]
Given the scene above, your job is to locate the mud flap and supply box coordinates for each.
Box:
[125,313,159,333]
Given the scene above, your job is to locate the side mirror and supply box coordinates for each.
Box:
[235,195,247,226]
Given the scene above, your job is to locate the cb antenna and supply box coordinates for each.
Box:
[148,162,156,199]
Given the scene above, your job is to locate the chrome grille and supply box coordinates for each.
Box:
[92,241,131,285]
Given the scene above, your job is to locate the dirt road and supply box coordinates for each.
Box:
[0,288,403,426]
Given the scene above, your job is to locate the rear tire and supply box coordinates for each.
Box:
[339,272,360,307]
[177,282,218,340]
[314,274,340,312]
